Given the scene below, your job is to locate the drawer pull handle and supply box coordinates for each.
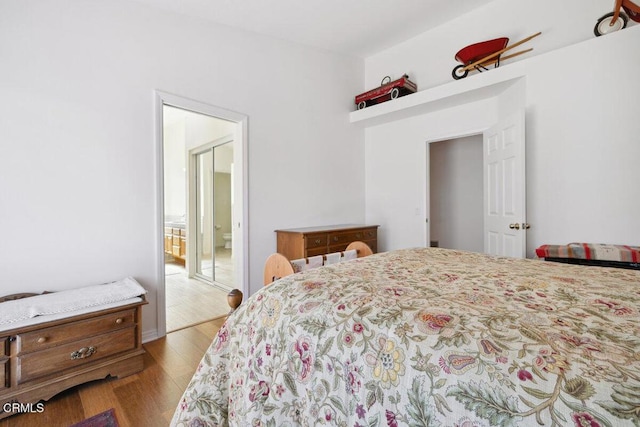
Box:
[37,337,47,344]
[356,233,361,238]
[315,239,321,244]
[115,318,124,324]
[71,346,96,360]
[333,237,339,242]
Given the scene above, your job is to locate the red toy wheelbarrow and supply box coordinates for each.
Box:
[594,0,640,36]
[451,32,541,80]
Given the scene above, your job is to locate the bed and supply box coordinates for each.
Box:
[171,247,640,426]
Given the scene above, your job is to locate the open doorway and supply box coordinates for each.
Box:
[426,110,526,257]
[429,135,483,252]
[158,97,247,334]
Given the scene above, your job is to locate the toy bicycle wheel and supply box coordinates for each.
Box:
[390,88,399,99]
[594,11,628,36]
[357,101,367,110]
[452,65,469,80]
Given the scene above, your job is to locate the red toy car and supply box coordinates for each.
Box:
[355,74,417,110]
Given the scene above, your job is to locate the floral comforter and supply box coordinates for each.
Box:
[171,248,640,427]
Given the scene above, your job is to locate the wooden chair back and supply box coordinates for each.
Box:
[263,241,373,286]
[345,240,373,257]
[263,253,295,286]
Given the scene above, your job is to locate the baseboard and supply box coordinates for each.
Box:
[142,328,159,343]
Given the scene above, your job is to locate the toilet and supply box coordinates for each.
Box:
[223,233,232,249]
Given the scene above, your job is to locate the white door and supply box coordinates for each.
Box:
[483,110,526,258]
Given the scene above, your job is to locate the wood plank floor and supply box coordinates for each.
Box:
[0,317,226,427]
[165,266,231,332]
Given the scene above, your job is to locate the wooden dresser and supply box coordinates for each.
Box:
[0,299,146,419]
[275,224,379,260]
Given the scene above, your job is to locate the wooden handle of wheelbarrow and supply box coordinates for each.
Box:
[462,32,542,72]
[473,48,533,69]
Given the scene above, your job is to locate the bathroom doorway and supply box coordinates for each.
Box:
[159,95,247,334]
[190,137,235,288]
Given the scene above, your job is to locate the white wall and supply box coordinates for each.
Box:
[430,135,483,252]
[523,28,640,252]
[365,97,499,251]
[364,24,640,256]
[164,111,235,220]
[0,0,364,340]
[163,121,187,219]
[185,115,236,153]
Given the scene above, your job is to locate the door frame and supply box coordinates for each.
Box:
[424,112,526,258]
[154,90,249,338]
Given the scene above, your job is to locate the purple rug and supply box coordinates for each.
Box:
[70,408,119,427]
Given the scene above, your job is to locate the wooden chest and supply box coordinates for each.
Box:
[275,224,379,260]
[0,299,146,419]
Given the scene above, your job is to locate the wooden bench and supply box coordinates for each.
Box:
[0,283,146,419]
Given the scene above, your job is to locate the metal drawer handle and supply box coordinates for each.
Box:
[115,318,124,324]
[71,346,96,360]
[333,237,339,242]
[356,233,361,238]
[315,239,322,244]
[37,337,47,344]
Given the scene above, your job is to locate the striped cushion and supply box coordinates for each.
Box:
[535,243,640,263]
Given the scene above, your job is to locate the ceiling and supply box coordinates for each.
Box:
[129,0,496,57]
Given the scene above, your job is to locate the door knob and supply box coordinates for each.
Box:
[509,223,520,230]
[522,223,531,229]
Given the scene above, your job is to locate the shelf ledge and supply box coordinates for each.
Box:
[349,62,526,128]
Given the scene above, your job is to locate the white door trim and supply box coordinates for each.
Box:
[424,114,526,258]
[153,90,249,338]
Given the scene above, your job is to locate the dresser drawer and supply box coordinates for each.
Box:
[276,225,378,260]
[18,309,136,354]
[328,230,369,246]
[305,234,327,249]
[0,337,7,357]
[361,228,377,240]
[17,327,136,384]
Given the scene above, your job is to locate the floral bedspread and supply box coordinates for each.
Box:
[171,248,640,427]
